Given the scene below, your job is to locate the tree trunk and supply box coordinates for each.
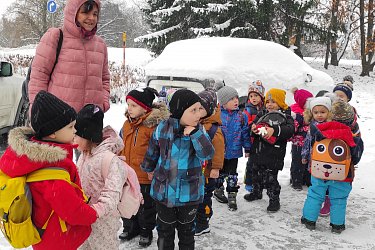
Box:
[359,0,368,76]
[367,0,374,72]
[360,0,374,76]
[330,0,339,66]
[324,38,330,69]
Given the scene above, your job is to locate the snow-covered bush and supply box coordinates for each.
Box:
[0,54,146,103]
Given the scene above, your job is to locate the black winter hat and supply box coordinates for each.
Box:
[31,91,76,139]
[75,104,104,143]
[169,89,202,119]
[315,90,329,97]
[198,88,217,118]
[333,83,352,101]
[126,87,158,112]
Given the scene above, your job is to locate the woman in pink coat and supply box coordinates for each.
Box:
[28,0,110,113]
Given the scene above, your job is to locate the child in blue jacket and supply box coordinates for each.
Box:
[214,86,251,211]
[141,89,214,250]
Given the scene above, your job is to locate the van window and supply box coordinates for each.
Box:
[148,79,205,93]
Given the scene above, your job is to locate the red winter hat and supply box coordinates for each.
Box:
[316,121,356,147]
[292,87,313,109]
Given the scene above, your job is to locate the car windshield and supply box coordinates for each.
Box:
[148,79,205,92]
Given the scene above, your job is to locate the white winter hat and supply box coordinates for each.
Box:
[307,96,332,111]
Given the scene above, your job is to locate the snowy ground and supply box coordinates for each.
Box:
[1,53,375,249]
[107,59,375,250]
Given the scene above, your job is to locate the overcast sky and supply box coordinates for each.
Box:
[0,0,15,16]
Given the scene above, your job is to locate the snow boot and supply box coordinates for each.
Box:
[267,199,280,213]
[319,195,331,217]
[214,186,228,203]
[139,229,153,247]
[292,183,303,191]
[330,223,345,234]
[301,217,316,230]
[119,219,140,241]
[244,191,262,201]
[227,192,237,211]
[195,224,210,236]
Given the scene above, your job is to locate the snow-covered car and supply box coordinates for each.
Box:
[145,37,334,102]
[0,61,27,136]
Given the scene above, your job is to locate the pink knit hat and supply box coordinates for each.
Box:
[292,87,313,109]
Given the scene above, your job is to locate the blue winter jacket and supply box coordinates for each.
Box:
[220,107,252,159]
[141,118,214,207]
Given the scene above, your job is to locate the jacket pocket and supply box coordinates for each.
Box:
[179,169,203,202]
[152,171,168,202]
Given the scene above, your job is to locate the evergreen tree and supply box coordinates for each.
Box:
[137,0,257,54]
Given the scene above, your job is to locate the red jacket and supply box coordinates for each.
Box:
[0,127,97,250]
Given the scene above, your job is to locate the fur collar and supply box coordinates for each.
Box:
[7,127,68,163]
[126,102,170,128]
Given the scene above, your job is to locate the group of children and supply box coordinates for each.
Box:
[0,73,364,250]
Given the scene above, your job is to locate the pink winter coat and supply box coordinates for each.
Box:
[29,0,110,113]
[77,126,126,250]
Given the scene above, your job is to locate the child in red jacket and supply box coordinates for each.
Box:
[0,91,97,250]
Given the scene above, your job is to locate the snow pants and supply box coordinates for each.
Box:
[302,176,352,225]
[196,178,215,227]
[290,145,310,186]
[216,158,239,193]
[251,164,281,201]
[156,202,198,250]
[244,157,253,186]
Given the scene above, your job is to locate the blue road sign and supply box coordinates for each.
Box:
[47,0,57,14]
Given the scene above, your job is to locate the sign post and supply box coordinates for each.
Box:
[122,32,127,91]
[122,32,127,69]
[47,0,57,27]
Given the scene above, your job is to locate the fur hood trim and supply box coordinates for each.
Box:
[7,127,68,163]
[143,102,170,128]
[125,102,170,128]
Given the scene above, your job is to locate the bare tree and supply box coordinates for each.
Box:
[0,0,147,48]
[359,0,375,76]
[0,0,65,47]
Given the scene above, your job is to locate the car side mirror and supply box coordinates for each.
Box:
[0,62,13,77]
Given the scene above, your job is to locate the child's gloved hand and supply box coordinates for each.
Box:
[302,159,308,164]
[263,127,274,140]
[210,169,220,178]
[255,123,277,144]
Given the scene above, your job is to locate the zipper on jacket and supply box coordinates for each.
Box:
[82,39,88,105]
[133,128,139,146]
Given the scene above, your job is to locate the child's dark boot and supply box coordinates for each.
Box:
[244,191,263,201]
[139,229,153,247]
[227,192,237,211]
[267,198,280,212]
[214,186,228,203]
[330,223,345,234]
[301,217,316,230]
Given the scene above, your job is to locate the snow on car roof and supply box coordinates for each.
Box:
[145,37,334,97]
